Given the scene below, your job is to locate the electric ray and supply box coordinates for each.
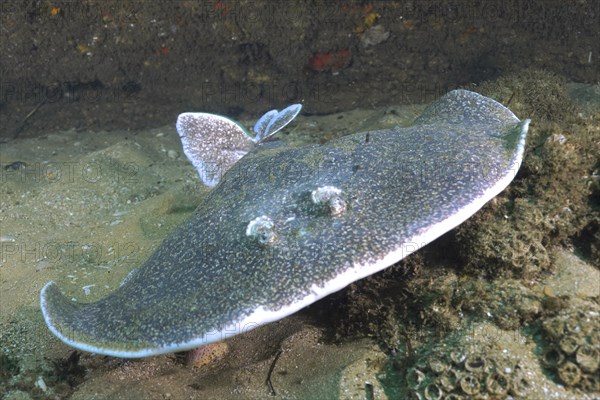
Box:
[41,90,529,357]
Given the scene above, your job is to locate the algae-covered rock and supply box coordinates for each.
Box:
[455,70,600,277]
[540,300,600,394]
[385,323,544,399]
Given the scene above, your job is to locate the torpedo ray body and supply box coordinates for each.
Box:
[41,90,529,357]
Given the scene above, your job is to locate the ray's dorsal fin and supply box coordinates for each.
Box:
[176,113,254,187]
[253,104,302,142]
[253,109,278,141]
[176,104,302,187]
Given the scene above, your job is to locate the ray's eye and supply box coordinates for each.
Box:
[311,186,347,216]
[246,215,277,245]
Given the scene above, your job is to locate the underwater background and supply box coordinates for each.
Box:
[1,1,599,399]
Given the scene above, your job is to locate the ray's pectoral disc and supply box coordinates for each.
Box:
[41,90,529,357]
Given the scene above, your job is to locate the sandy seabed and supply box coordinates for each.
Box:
[1,81,599,399]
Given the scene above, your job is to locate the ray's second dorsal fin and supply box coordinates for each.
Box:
[176,104,302,187]
[253,104,302,142]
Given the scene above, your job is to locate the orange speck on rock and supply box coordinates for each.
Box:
[402,19,416,30]
[77,43,89,54]
[186,342,229,369]
[50,7,61,16]
[352,4,380,33]
[363,11,379,28]
[458,26,480,44]
[308,51,335,72]
[307,49,352,73]
[214,1,231,13]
